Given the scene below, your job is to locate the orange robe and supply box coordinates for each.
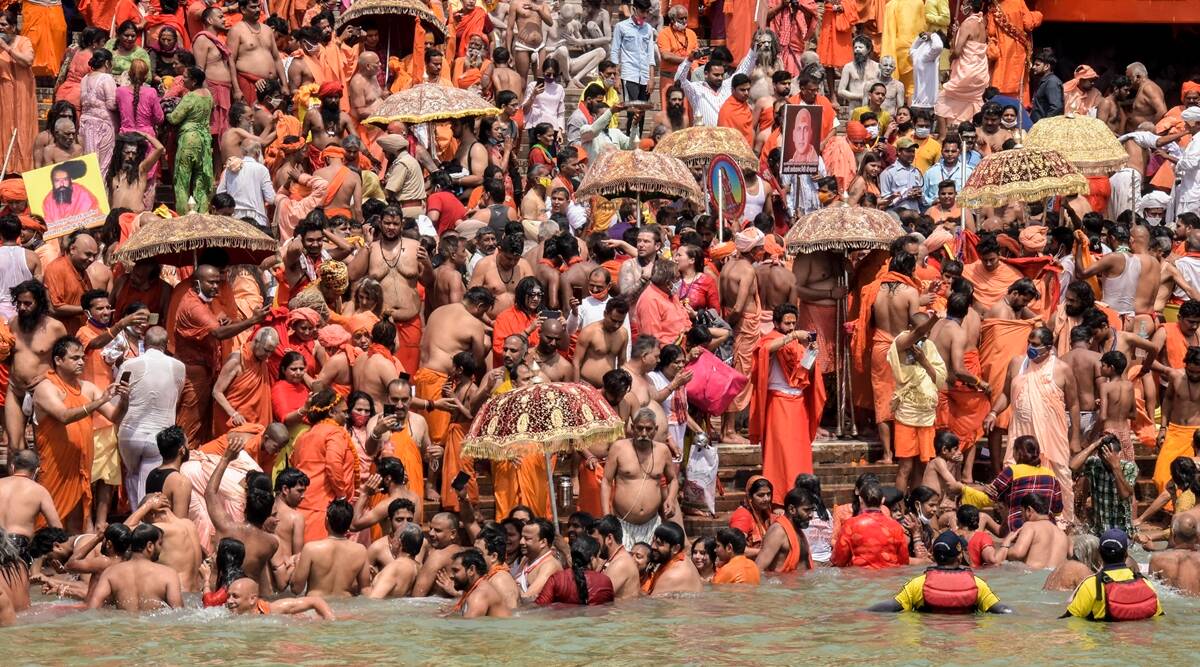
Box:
[19,1,65,78]
[712,554,761,584]
[173,288,224,446]
[749,329,824,505]
[1162,323,1189,370]
[849,271,922,423]
[77,0,120,34]
[978,318,1035,430]
[199,423,275,473]
[961,261,1024,314]
[797,302,837,374]
[453,7,491,58]
[384,425,425,503]
[492,306,539,368]
[43,255,91,335]
[576,457,607,516]
[212,340,272,437]
[816,0,858,68]
[394,316,422,378]
[115,278,170,318]
[717,97,755,149]
[452,57,486,90]
[723,0,757,62]
[37,371,94,523]
[292,420,357,543]
[986,0,1042,105]
[728,294,762,413]
[413,367,477,511]
[769,514,804,573]
[935,349,990,450]
[492,451,552,521]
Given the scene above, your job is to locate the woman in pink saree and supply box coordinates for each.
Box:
[80,48,118,175]
[116,59,164,186]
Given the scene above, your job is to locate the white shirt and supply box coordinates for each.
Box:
[675,48,758,127]
[117,348,185,442]
[1107,167,1143,221]
[0,246,31,320]
[215,156,275,228]
[908,34,943,108]
[1177,136,1200,212]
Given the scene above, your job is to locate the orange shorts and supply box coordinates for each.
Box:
[893,422,935,462]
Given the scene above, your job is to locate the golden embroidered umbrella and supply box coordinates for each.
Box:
[461,377,625,524]
[783,202,905,255]
[364,84,498,124]
[114,213,278,266]
[957,146,1090,208]
[574,148,704,205]
[335,0,446,69]
[653,126,758,172]
[1023,114,1127,175]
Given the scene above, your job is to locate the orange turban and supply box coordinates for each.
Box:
[318,323,351,349]
[347,311,379,335]
[18,214,44,232]
[764,235,785,258]
[321,146,346,160]
[1018,225,1047,254]
[317,81,343,98]
[1183,81,1200,98]
[0,178,26,203]
[280,135,306,153]
[1073,65,1098,81]
[709,241,736,261]
[288,307,322,327]
[845,121,869,142]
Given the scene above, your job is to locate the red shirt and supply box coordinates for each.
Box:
[677,273,720,311]
[633,283,692,346]
[830,508,910,570]
[966,530,993,568]
[429,191,467,235]
[535,569,614,606]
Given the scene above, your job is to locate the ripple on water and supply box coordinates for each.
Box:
[7,562,1198,665]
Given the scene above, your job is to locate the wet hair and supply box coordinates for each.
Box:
[245,488,274,527]
[1014,435,1040,465]
[935,430,959,454]
[880,486,905,515]
[102,523,133,558]
[715,526,747,555]
[570,535,600,604]
[595,514,623,544]
[396,523,423,557]
[1069,325,1093,345]
[605,297,629,316]
[1100,350,1128,375]
[477,525,507,562]
[463,286,497,309]
[1170,457,1200,495]
[792,474,830,521]
[382,498,415,521]
[215,538,246,590]
[456,548,488,575]
[528,517,556,543]
[326,498,354,534]
[377,456,409,488]
[29,527,69,559]
[1020,493,1050,515]
[156,425,187,462]
[853,473,881,514]
[275,467,309,493]
[1070,534,1102,569]
[956,504,980,530]
[129,523,163,553]
[946,291,971,319]
[1007,278,1039,298]
[653,521,686,549]
[860,482,884,508]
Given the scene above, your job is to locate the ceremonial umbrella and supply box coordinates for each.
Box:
[784,203,905,436]
[1023,114,1128,176]
[335,0,446,68]
[957,146,1089,208]
[461,376,625,525]
[653,126,758,172]
[364,84,499,125]
[113,213,278,267]
[574,148,704,206]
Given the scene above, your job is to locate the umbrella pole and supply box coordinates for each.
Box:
[717,178,724,241]
[545,449,560,527]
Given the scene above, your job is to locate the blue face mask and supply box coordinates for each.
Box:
[1027,345,1043,360]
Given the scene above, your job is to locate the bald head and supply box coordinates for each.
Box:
[265,422,289,447]
[1187,230,1200,253]
[144,326,168,350]
[11,449,38,473]
[358,51,380,70]
[254,326,280,346]
[1172,513,1199,546]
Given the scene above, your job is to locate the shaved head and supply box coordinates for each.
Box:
[1172,513,1199,546]
[11,449,38,473]
[144,326,168,350]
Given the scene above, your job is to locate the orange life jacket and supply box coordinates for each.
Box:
[920,567,978,614]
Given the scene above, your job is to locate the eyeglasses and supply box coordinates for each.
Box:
[528,290,544,297]
[588,284,607,293]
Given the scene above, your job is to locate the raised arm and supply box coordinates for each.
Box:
[204,442,243,534]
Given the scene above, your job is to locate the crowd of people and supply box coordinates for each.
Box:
[0,0,1196,628]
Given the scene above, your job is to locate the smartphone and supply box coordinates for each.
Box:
[540,309,561,319]
[382,404,397,417]
[571,285,584,300]
[120,370,132,384]
[148,313,159,325]
[451,471,471,493]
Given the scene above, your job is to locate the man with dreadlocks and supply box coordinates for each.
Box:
[107,132,165,213]
[6,280,66,454]
[0,528,30,626]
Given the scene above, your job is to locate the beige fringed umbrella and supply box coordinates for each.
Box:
[653,126,758,172]
[462,377,625,525]
[957,146,1090,208]
[364,84,498,124]
[1023,114,1127,175]
[336,0,446,35]
[783,203,905,255]
[114,213,278,266]
[574,148,703,205]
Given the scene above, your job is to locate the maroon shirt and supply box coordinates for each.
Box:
[535,569,614,606]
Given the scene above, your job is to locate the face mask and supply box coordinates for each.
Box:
[673,20,686,29]
[1001,119,1018,129]
[633,15,645,25]
[1027,345,1044,360]
[866,125,879,139]
[818,191,837,205]
[1145,214,1163,225]
[537,176,552,189]
[590,286,610,300]
[914,127,930,139]
[350,412,369,428]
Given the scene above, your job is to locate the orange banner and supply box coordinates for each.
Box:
[1040,0,1200,24]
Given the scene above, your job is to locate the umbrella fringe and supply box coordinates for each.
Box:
[115,236,277,264]
[958,177,1090,208]
[575,183,701,204]
[363,108,500,125]
[460,423,626,461]
[335,1,446,35]
[786,239,893,255]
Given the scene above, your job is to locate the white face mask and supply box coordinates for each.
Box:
[866,125,879,138]
[1001,118,1018,129]
[914,127,930,139]
[1145,214,1163,225]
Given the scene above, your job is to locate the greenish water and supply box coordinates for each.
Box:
[8,561,1197,666]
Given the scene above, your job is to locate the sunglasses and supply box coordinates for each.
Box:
[588,284,607,293]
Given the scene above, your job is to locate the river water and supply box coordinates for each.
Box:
[8,561,1196,665]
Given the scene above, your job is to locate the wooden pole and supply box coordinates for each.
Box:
[0,129,18,178]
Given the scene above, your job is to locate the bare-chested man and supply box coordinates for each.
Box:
[929,289,988,481]
[0,450,61,539]
[616,227,662,302]
[621,335,675,451]
[1099,76,1131,134]
[291,499,368,597]
[507,0,553,80]
[35,117,82,168]
[227,577,334,618]
[305,86,355,155]
[1150,513,1200,596]
[353,321,402,410]
[428,234,470,315]
[996,493,1069,569]
[984,278,1039,320]
[7,280,68,451]
[85,523,183,611]
[469,231,533,317]
[446,549,512,617]
[490,48,525,99]
[602,409,679,549]
[719,229,767,444]
[595,514,640,599]
[870,250,924,463]
[421,287,493,388]
[366,523,424,598]
[532,319,574,381]
[349,205,431,371]
[207,439,287,592]
[108,132,165,212]
[468,526,519,609]
[412,512,466,598]
[227,0,288,105]
[1061,325,1101,440]
[193,6,235,132]
[1125,62,1167,129]
[977,102,1012,156]
[272,467,308,564]
[145,495,202,593]
[646,521,703,594]
[364,497,419,576]
[556,233,597,309]
[348,52,384,124]
[756,242,796,317]
[793,248,847,378]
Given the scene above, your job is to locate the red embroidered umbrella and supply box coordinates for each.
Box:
[461,376,624,524]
